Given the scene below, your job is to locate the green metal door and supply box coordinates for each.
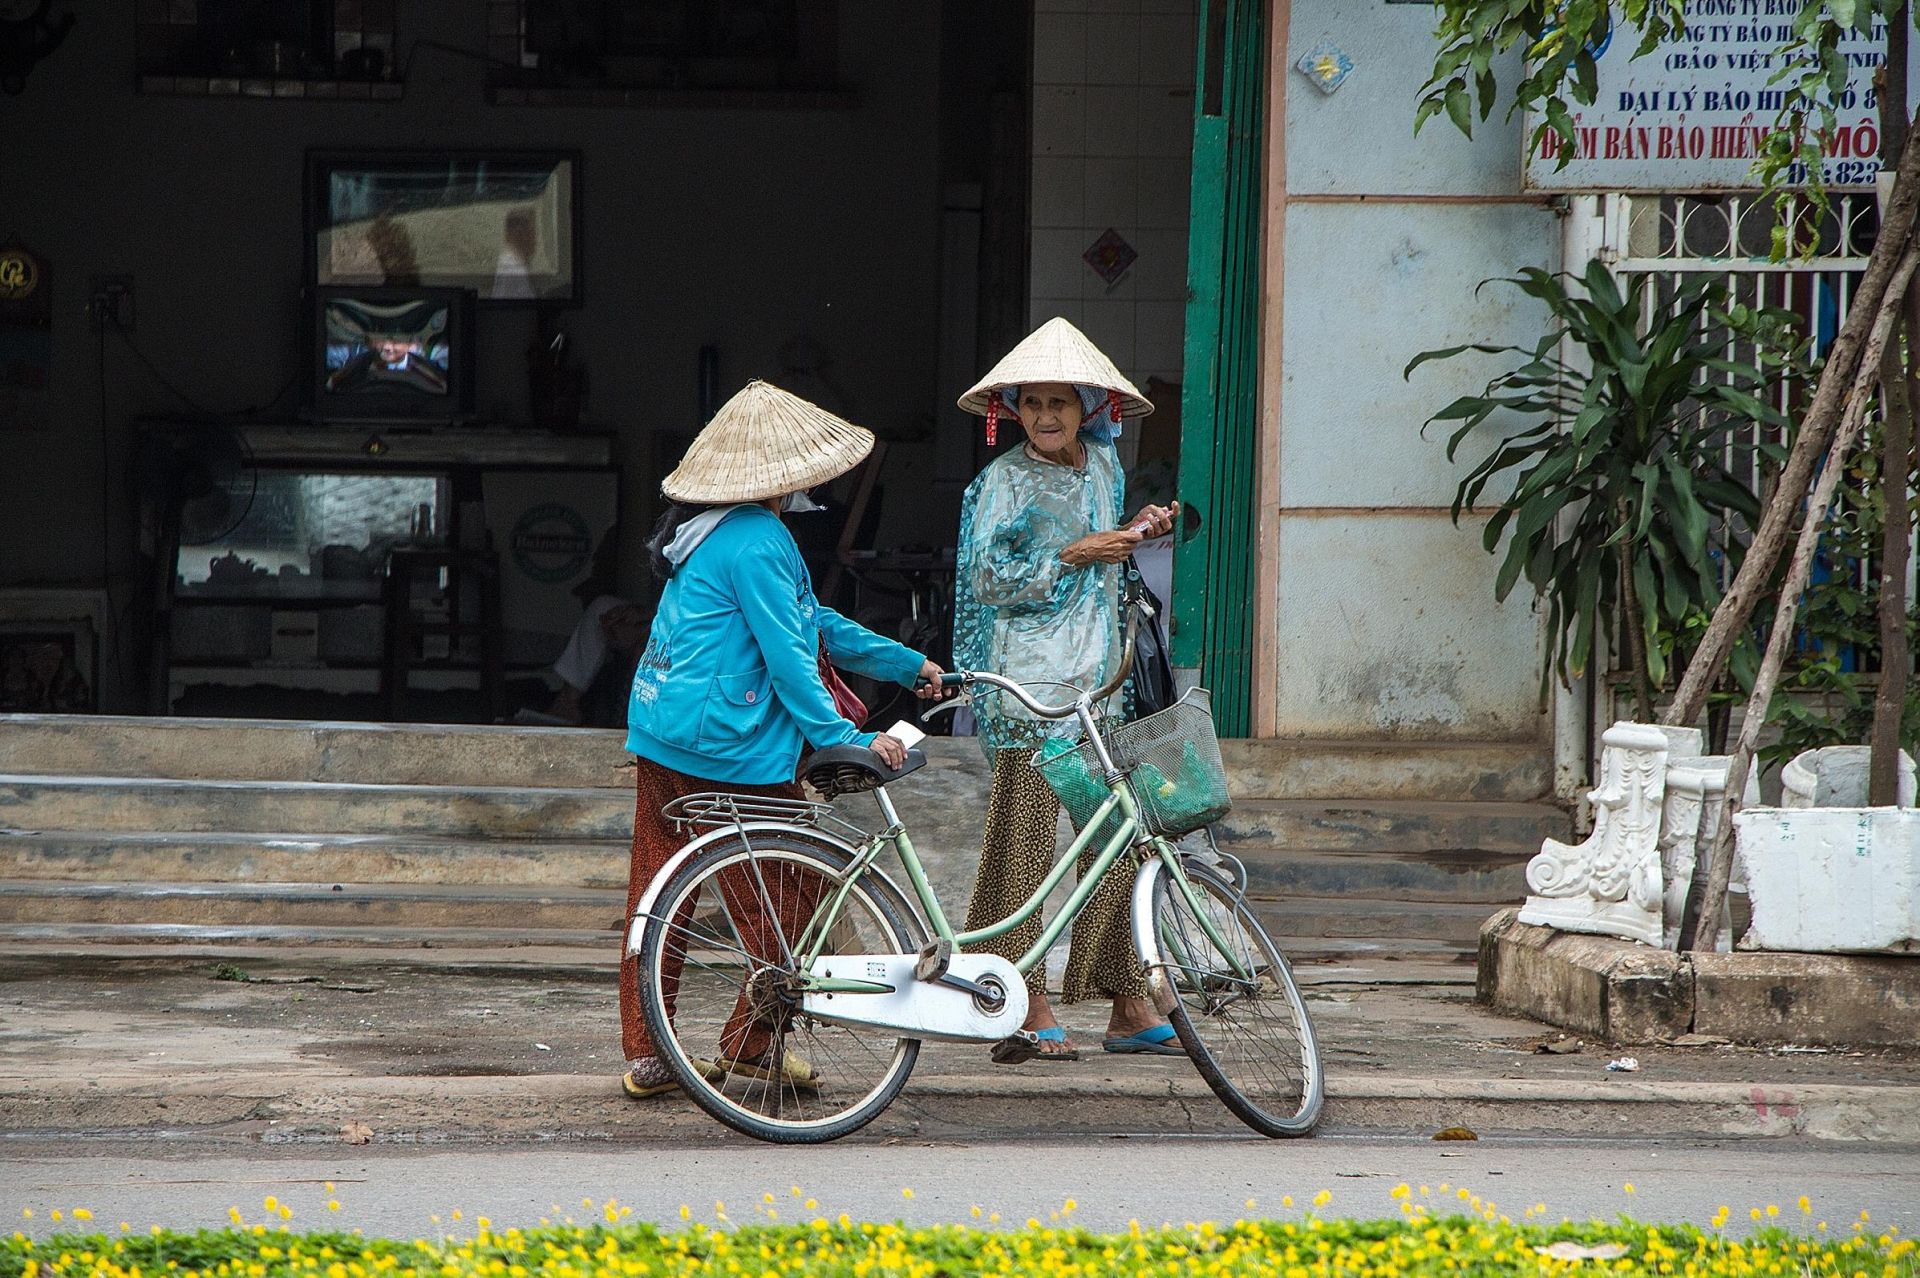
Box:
[1174,0,1266,738]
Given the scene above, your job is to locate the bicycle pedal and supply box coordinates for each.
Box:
[914,937,953,982]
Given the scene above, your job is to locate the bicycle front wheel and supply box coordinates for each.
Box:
[1134,857,1323,1137]
[638,833,923,1144]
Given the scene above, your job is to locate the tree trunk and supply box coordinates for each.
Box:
[1684,240,1920,951]
[1619,535,1654,721]
[1870,308,1916,804]
[1664,105,1920,732]
[1871,8,1916,806]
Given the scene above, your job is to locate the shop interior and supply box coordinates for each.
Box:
[0,0,1195,730]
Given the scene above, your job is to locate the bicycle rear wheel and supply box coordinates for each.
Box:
[1134,857,1323,1137]
[638,833,923,1144]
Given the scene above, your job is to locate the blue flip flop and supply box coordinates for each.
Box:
[991,1026,1081,1064]
[1102,1023,1185,1055]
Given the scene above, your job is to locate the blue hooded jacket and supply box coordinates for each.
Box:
[626,505,925,784]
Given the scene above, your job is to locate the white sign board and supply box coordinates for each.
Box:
[1523,2,1896,192]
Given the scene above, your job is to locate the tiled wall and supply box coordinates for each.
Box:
[1029,0,1197,387]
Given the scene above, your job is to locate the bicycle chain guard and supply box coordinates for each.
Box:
[801,953,1028,1042]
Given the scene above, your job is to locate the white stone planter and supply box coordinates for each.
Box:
[1781,745,1916,809]
[1736,746,1918,954]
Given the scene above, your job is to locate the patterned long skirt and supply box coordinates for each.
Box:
[620,758,819,1065]
[963,749,1148,1003]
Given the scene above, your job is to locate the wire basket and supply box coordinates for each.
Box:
[1031,688,1231,840]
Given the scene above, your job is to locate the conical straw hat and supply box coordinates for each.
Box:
[957,316,1153,419]
[662,380,875,504]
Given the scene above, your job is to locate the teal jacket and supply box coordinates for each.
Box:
[625,505,926,785]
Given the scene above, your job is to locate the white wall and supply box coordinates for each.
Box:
[0,5,944,709]
[1029,0,1196,387]
[1274,1,1556,742]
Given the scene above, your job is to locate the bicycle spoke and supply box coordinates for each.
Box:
[1146,863,1322,1136]
[641,839,920,1141]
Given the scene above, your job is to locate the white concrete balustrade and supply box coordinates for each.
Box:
[1523,726,1920,954]
[1518,722,1676,946]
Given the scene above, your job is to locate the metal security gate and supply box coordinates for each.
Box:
[1583,191,1915,684]
[1173,0,1265,737]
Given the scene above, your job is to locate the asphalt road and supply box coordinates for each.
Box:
[4,1136,1917,1239]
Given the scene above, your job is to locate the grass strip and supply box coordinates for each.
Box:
[5,1203,1914,1278]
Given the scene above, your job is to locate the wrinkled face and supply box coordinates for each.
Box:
[1015,382,1083,456]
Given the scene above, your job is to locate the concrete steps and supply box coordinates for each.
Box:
[0,714,631,788]
[1244,893,1497,946]
[0,829,629,889]
[1217,798,1564,857]
[0,713,1559,961]
[0,774,632,838]
[0,879,625,931]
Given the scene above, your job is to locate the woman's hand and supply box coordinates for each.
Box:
[870,732,908,769]
[1061,528,1144,566]
[1123,501,1179,537]
[914,658,952,700]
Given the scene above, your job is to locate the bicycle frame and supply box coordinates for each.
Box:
[788,764,1251,1001]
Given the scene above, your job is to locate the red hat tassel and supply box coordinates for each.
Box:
[985,395,1000,446]
[1106,389,1123,425]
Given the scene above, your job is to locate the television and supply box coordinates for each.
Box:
[307,285,475,424]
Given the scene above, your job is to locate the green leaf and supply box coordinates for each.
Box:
[1445,80,1473,136]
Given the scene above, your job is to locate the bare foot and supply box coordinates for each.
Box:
[1105,994,1168,1040]
[1023,991,1075,1056]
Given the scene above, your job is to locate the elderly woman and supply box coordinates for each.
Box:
[953,318,1178,1062]
[621,380,947,1099]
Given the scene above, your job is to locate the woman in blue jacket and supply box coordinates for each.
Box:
[620,380,944,1099]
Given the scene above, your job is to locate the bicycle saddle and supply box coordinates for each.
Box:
[801,744,927,798]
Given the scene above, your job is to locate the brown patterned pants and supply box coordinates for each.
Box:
[620,758,823,1064]
[963,749,1148,1003]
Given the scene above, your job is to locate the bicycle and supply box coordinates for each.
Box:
[628,599,1323,1144]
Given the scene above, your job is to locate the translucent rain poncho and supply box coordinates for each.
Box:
[953,433,1127,754]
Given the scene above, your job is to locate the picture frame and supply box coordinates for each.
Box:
[0,619,97,713]
[305,150,582,305]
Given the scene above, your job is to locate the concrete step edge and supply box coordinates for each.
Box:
[0,773,629,801]
[0,1072,1910,1141]
[0,878,625,903]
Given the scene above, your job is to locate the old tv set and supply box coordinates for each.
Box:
[307,286,475,423]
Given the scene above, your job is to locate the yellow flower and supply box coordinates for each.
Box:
[1752,1209,1765,1221]
[19,1210,29,1220]
[1313,1191,1332,1208]
[263,1197,278,1213]
[1282,1196,1294,1208]
[1624,1184,1636,1195]
[72,1210,92,1221]
[970,1206,982,1219]
[678,1206,691,1221]
[1390,1184,1410,1201]
[1767,1205,1780,1219]
[49,1211,60,1223]
[901,1189,914,1200]
[1801,1197,1814,1215]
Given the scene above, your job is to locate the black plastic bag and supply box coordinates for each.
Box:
[1125,557,1178,720]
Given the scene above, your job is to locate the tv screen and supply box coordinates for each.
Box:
[309,286,474,423]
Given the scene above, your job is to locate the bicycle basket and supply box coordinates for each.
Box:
[1031,688,1231,839]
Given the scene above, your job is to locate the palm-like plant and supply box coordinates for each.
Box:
[1406,262,1808,720]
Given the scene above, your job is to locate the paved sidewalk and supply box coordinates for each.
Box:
[3,944,1917,1144]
